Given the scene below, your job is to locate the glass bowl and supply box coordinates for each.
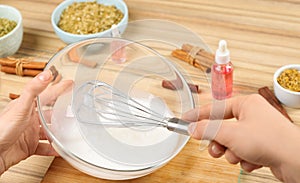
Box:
[37,37,194,180]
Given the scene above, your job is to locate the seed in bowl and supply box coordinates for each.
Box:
[277,68,300,92]
[58,1,124,35]
[0,18,17,37]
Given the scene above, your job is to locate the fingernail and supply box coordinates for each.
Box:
[212,144,222,155]
[38,70,52,81]
[188,123,197,135]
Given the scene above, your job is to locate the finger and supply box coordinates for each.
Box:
[182,107,201,122]
[39,126,48,140]
[35,142,59,156]
[188,119,238,143]
[200,99,239,120]
[184,95,249,122]
[225,149,241,164]
[39,109,52,124]
[39,80,73,106]
[240,160,263,172]
[270,167,283,182]
[39,109,52,140]
[17,70,53,111]
[208,141,225,158]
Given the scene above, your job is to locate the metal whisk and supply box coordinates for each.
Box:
[72,81,190,136]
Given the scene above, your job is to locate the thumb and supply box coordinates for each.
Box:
[188,119,237,146]
[17,70,53,110]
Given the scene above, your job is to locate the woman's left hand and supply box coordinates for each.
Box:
[0,70,73,174]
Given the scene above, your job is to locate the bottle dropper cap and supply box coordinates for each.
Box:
[111,24,121,38]
[215,40,230,64]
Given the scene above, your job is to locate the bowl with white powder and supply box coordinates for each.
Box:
[37,37,195,180]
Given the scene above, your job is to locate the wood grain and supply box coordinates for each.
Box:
[0,0,299,183]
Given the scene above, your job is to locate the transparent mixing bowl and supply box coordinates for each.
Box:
[37,37,195,180]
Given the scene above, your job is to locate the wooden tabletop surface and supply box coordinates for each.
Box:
[0,0,300,182]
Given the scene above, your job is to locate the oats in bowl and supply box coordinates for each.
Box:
[51,0,128,44]
[277,68,300,92]
[0,5,23,57]
[58,2,124,35]
[0,18,17,37]
[273,64,300,108]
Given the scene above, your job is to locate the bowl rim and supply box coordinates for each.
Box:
[51,0,128,38]
[0,5,22,41]
[273,64,300,95]
[37,37,193,174]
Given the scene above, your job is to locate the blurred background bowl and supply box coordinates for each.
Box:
[0,5,23,57]
[273,64,300,108]
[51,0,128,44]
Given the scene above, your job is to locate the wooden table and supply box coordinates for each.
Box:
[0,0,300,182]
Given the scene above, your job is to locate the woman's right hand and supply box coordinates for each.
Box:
[184,94,300,182]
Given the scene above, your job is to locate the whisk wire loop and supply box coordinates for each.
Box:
[92,82,166,118]
[81,81,168,127]
[73,81,190,135]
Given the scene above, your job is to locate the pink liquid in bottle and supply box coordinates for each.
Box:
[212,62,233,100]
[211,40,233,100]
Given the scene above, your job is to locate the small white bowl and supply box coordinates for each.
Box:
[0,5,23,57]
[51,0,128,44]
[273,64,300,108]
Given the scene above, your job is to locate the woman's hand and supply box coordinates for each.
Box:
[0,70,73,174]
[184,94,300,182]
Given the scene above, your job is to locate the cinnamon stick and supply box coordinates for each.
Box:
[171,49,205,70]
[0,57,47,69]
[9,93,20,100]
[162,79,200,93]
[194,55,214,69]
[188,83,201,93]
[182,44,214,61]
[162,79,183,90]
[1,66,42,77]
[171,49,193,63]
[258,86,293,122]
[68,47,97,68]
[171,44,214,72]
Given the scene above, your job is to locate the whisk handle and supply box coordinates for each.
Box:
[167,117,190,136]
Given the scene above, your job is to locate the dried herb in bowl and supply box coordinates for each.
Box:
[58,1,124,35]
[0,18,17,37]
[277,69,300,92]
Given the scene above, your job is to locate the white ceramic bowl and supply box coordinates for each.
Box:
[0,5,23,57]
[273,64,300,108]
[51,0,128,44]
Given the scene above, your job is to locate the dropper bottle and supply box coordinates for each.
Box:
[211,40,233,100]
[110,24,126,63]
